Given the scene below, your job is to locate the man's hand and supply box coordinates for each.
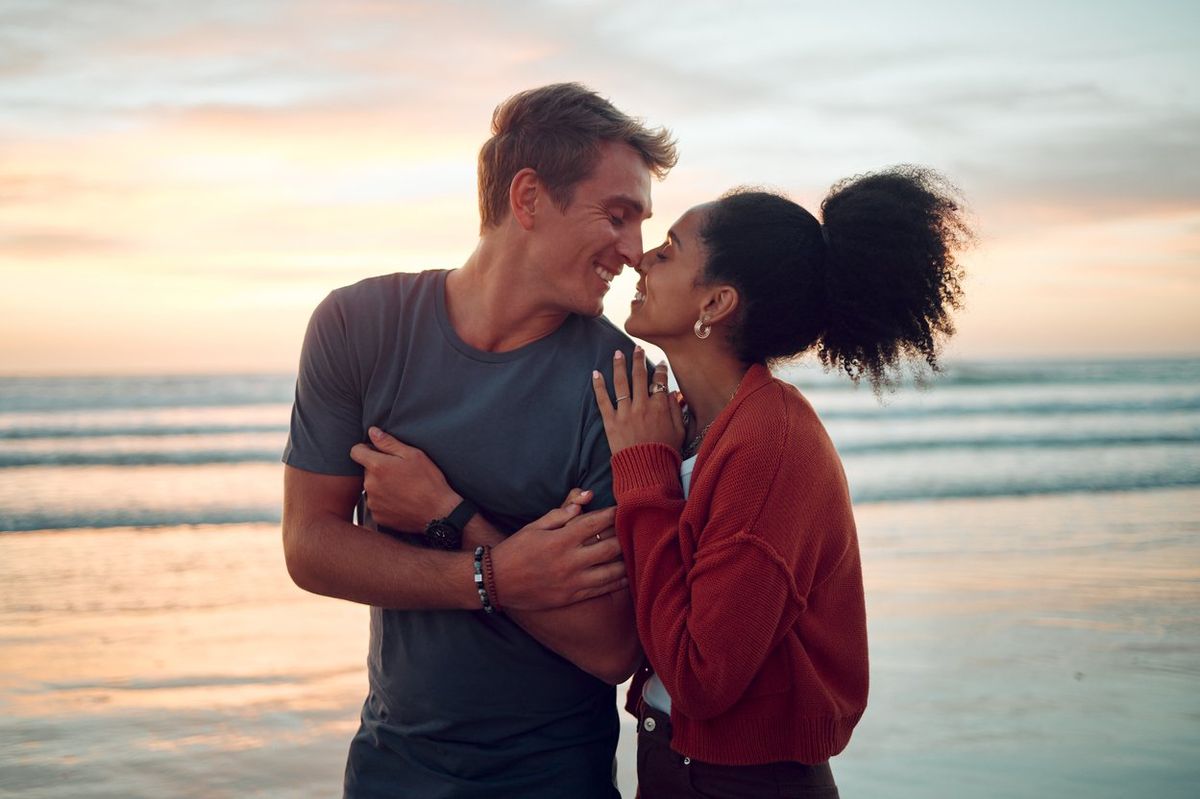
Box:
[349,427,461,532]
[491,504,627,611]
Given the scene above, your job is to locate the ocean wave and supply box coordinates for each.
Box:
[5,475,1199,533]
[778,357,1200,388]
[0,374,295,413]
[909,360,1200,387]
[850,473,1200,504]
[0,506,282,533]
[2,363,1198,533]
[0,423,288,441]
[834,432,1200,454]
[1,432,1196,468]
[815,394,1200,420]
[0,450,285,468]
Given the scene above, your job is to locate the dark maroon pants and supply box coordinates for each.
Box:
[635,704,840,799]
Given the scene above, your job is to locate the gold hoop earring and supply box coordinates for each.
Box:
[694,316,711,340]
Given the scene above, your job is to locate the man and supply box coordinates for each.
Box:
[281,83,677,798]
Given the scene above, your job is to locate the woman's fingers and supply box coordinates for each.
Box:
[667,390,686,447]
[531,502,583,531]
[560,487,593,510]
[578,560,629,591]
[581,576,630,601]
[578,537,623,564]
[631,347,648,407]
[591,370,614,427]
[650,362,669,401]
[564,507,617,543]
[611,349,631,411]
[669,388,686,440]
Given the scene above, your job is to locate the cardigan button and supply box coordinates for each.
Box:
[643,717,656,732]
[683,757,691,765]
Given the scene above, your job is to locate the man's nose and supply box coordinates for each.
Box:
[616,227,644,272]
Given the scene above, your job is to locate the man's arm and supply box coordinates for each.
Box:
[282,465,636,682]
[282,466,479,610]
[346,429,641,684]
[461,508,640,685]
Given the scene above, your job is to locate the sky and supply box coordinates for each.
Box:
[1,0,1198,374]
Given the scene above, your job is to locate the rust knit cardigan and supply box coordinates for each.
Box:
[612,363,868,766]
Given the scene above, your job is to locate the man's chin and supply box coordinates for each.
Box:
[578,297,606,318]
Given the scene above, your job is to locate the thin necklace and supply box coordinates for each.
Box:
[681,419,713,460]
[680,383,740,460]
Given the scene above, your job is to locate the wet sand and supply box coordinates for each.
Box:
[2,488,1197,798]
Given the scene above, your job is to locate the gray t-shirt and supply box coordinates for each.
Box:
[283,269,633,798]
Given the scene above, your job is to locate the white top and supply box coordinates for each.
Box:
[641,454,698,714]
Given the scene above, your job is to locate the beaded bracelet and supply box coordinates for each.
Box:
[482,546,501,613]
[473,546,495,614]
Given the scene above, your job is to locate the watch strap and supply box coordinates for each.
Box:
[446,498,478,533]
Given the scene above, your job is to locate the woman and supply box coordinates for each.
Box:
[591,166,970,797]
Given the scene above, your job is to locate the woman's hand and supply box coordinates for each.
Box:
[591,348,685,456]
[349,427,461,532]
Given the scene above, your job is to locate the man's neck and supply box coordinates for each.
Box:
[445,236,569,352]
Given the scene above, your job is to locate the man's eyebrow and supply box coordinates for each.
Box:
[604,194,650,219]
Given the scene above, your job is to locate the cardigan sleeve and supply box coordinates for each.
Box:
[612,434,812,721]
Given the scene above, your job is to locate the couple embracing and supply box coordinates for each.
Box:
[282,83,968,798]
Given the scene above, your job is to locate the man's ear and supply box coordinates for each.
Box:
[509,168,540,231]
[702,285,740,327]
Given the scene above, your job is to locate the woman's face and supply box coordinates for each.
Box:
[624,203,714,345]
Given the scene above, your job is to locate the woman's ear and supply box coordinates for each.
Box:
[509,168,540,230]
[702,285,740,327]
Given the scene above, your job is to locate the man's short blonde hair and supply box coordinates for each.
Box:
[477,83,677,230]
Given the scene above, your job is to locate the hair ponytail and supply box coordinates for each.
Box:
[817,165,971,387]
[698,166,971,388]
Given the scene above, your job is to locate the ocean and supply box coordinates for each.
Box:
[1,358,1198,798]
[2,358,1198,532]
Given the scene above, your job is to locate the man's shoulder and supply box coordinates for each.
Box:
[564,312,636,356]
[327,269,443,310]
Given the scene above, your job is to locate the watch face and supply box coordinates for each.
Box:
[424,519,461,550]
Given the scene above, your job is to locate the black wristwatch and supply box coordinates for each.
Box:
[423,499,478,550]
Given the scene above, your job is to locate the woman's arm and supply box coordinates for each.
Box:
[610,439,810,719]
[592,363,854,720]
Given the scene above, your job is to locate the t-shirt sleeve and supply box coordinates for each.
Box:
[573,352,652,508]
[577,411,616,507]
[282,290,365,477]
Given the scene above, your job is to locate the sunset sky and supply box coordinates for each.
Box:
[1,0,1197,374]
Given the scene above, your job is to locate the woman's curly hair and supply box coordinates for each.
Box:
[699,165,972,389]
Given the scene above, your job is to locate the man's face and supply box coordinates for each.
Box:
[531,141,652,317]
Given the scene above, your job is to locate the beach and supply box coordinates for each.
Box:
[3,360,1198,796]
[3,486,1197,798]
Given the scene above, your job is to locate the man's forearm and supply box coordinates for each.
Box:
[511,592,640,684]
[462,516,640,684]
[283,508,479,611]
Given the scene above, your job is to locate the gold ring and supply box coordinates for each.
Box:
[615,395,630,402]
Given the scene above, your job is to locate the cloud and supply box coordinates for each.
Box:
[1,0,1197,369]
[0,229,129,257]
[0,1,560,132]
[0,174,107,205]
[956,115,1200,221]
